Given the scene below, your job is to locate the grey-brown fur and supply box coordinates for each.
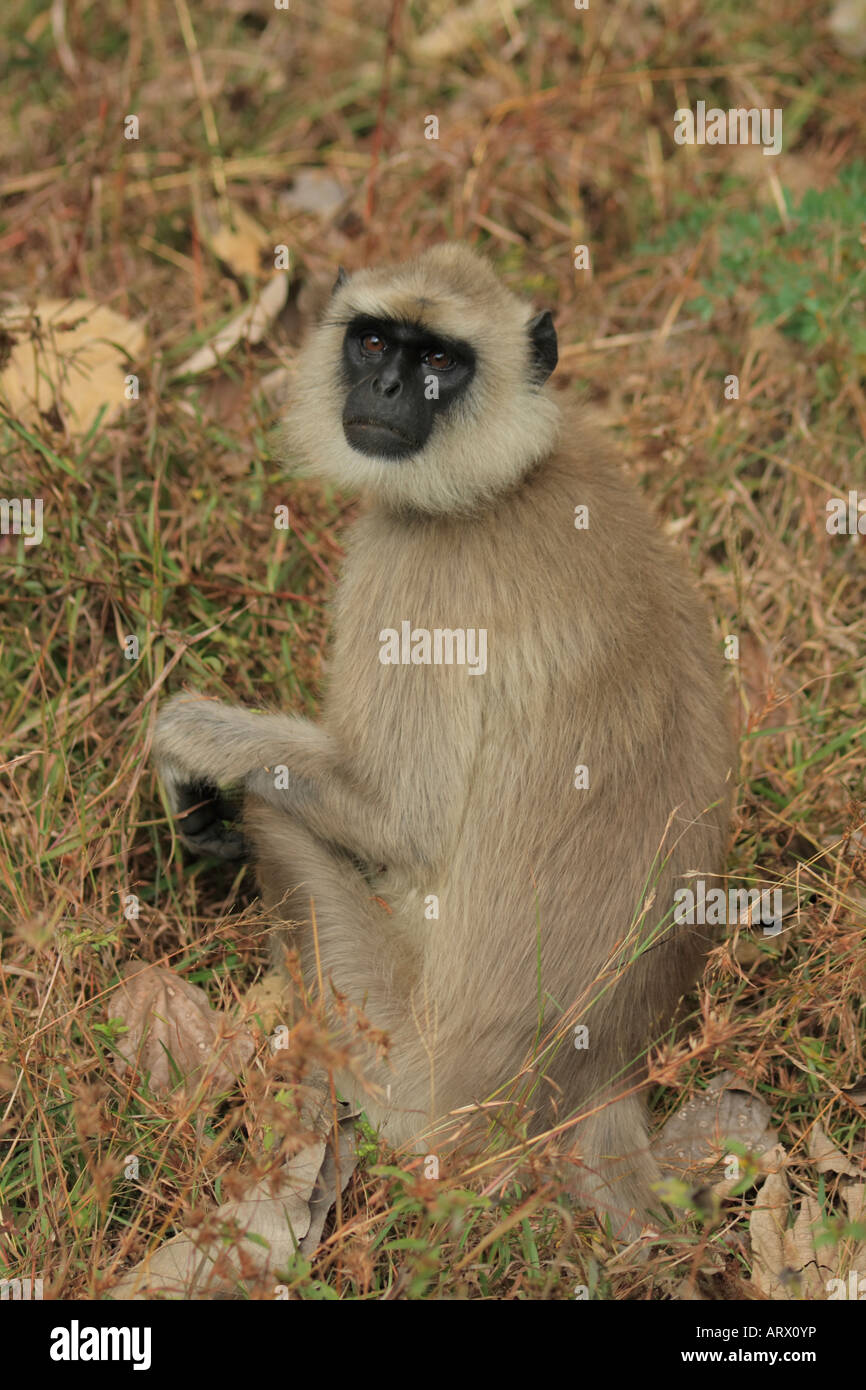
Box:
[154,243,734,1235]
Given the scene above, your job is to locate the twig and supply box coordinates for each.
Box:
[173,0,231,222]
[363,0,406,236]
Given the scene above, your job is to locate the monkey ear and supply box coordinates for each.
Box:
[527,310,558,384]
[332,266,349,295]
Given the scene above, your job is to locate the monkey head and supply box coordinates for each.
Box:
[340,314,477,461]
[285,243,561,514]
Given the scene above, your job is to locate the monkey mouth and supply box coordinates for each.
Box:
[342,419,419,459]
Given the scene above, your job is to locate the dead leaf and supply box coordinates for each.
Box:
[198,200,270,279]
[279,170,347,218]
[109,1111,357,1297]
[110,963,253,1096]
[108,969,359,1295]
[172,272,289,378]
[299,1112,358,1258]
[843,1182,866,1223]
[409,0,531,62]
[782,1193,836,1298]
[748,1150,866,1300]
[830,0,866,55]
[838,1184,866,1288]
[108,1141,324,1299]
[737,632,795,732]
[653,1071,777,1184]
[749,1149,792,1299]
[840,1075,866,1105]
[242,969,294,1035]
[808,1122,862,1176]
[0,298,145,436]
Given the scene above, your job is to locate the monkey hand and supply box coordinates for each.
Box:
[153,693,322,852]
[153,696,249,859]
[159,765,247,860]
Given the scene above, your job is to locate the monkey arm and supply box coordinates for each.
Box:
[154,695,333,784]
[153,694,437,868]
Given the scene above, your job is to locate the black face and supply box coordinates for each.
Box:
[341,316,476,459]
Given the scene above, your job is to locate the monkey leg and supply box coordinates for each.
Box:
[245,803,388,981]
[242,799,438,1141]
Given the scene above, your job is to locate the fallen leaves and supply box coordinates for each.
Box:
[172,272,289,378]
[197,200,270,280]
[278,169,347,218]
[749,1144,866,1300]
[110,962,253,1097]
[109,1141,322,1299]
[830,0,866,55]
[808,1120,862,1177]
[0,298,145,436]
[736,631,796,733]
[653,1070,777,1186]
[749,1148,797,1299]
[644,1068,866,1303]
[408,0,532,62]
[107,965,358,1296]
[652,1074,866,1300]
[108,1096,358,1298]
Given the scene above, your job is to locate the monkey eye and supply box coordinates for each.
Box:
[422,348,456,371]
[360,333,386,354]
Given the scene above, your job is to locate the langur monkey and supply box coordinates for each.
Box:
[154,243,733,1236]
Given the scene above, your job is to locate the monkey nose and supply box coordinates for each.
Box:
[373,377,402,398]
